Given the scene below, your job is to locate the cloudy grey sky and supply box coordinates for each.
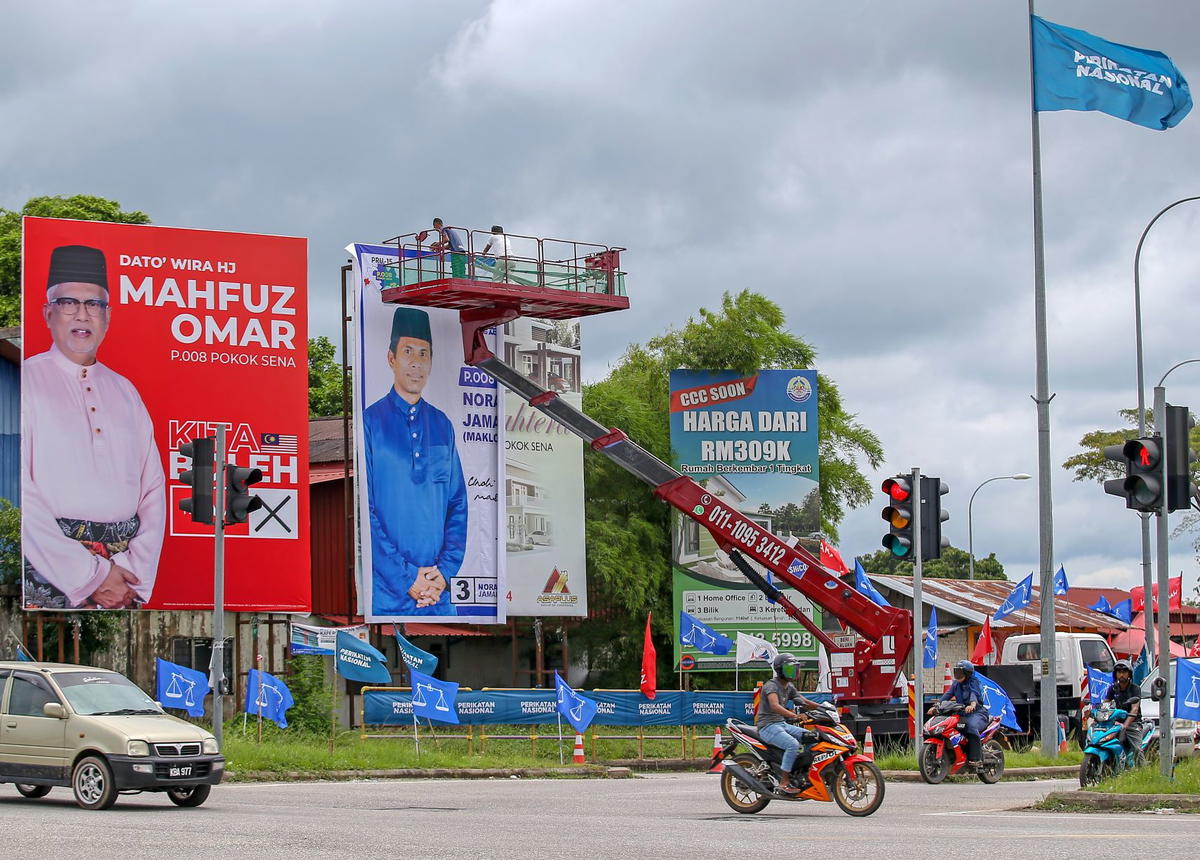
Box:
[4,1,1199,596]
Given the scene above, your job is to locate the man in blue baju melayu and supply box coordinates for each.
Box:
[363,307,467,616]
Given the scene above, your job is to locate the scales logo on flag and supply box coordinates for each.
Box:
[261,432,298,454]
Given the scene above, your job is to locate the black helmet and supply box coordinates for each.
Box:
[1113,659,1133,678]
[772,653,801,681]
[952,659,975,681]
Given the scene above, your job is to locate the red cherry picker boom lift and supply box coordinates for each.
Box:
[378,229,914,716]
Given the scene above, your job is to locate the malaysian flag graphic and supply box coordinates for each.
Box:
[261,432,298,454]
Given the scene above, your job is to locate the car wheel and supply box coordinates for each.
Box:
[72,755,118,810]
[166,784,211,807]
[15,784,51,799]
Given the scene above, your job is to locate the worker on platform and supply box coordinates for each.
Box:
[480,225,514,283]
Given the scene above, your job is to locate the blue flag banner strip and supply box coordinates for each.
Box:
[362,688,758,727]
[1175,659,1200,722]
[1032,15,1192,130]
[395,631,439,674]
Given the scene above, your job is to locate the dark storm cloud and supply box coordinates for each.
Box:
[2,0,1198,590]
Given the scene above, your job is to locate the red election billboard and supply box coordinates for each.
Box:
[21,217,310,612]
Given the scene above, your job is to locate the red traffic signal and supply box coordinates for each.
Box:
[881,476,914,558]
[881,476,911,502]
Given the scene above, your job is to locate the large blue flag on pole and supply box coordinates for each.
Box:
[854,560,891,608]
[155,658,211,718]
[409,668,460,725]
[679,611,733,656]
[1032,15,1192,130]
[993,573,1034,622]
[554,671,599,734]
[923,607,939,669]
[245,668,295,729]
[1087,666,1115,707]
[977,674,1022,731]
[1174,659,1200,721]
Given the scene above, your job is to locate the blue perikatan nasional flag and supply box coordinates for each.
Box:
[1032,15,1192,130]
[1174,659,1200,722]
[994,573,1034,622]
[977,674,1022,732]
[1052,565,1070,596]
[1090,594,1113,615]
[245,668,295,729]
[409,668,460,725]
[1088,666,1115,707]
[854,560,891,608]
[394,630,438,675]
[923,607,939,670]
[554,671,599,735]
[1110,599,1133,624]
[679,611,733,656]
[155,658,211,718]
[335,629,392,684]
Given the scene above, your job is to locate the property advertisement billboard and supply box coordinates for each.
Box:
[502,317,586,617]
[669,369,821,669]
[350,243,505,624]
[21,217,310,612]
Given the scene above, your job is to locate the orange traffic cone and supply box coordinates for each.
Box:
[943,662,953,694]
[708,727,725,773]
[572,733,586,764]
[863,726,875,761]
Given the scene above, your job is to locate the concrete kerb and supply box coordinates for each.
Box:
[229,765,617,782]
[1041,790,1200,812]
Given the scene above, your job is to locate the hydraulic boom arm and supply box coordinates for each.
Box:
[465,317,912,702]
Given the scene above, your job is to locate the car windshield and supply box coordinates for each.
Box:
[54,672,162,716]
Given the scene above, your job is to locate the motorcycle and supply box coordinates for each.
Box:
[918,700,1005,785]
[713,702,885,817]
[1078,701,1156,787]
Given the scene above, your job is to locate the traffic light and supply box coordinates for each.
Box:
[178,436,215,524]
[224,464,264,524]
[920,476,950,561]
[1165,404,1196,513]
[881,476,914,558]
[1103,436,1163,513]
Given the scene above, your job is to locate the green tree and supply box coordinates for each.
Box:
[0,195,151,326]
[308,335,346,417]
[576,290,885,684]
[858,546,1006,580]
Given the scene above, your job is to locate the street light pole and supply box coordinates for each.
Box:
[1133,196,1200,668]
[967,474,1032,580]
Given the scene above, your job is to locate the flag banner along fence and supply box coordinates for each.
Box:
[362,688,773,727]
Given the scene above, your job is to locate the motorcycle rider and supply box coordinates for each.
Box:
[756,653,822,794]
[1105,659,1143,757]
[930,659,989,769]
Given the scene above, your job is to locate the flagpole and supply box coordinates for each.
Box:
[1027,0,1058,758]
[256,655,264,744]
[557,711,564,765]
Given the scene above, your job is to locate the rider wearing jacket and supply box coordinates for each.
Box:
[755,653,821,794]
[1105,659,1143,755]
[932,660,990,768]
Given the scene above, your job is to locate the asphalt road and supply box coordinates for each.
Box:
[1,774,1193,859]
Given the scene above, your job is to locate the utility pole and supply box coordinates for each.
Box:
[211,424,227,749]
[911,466,923,748]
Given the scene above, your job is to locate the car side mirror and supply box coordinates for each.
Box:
[43,702,66,719]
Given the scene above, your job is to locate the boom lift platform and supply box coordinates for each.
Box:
[379,228,913,702]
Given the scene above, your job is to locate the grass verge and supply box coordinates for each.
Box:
[1088,756,1200,795]
[873,746,1081,772]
